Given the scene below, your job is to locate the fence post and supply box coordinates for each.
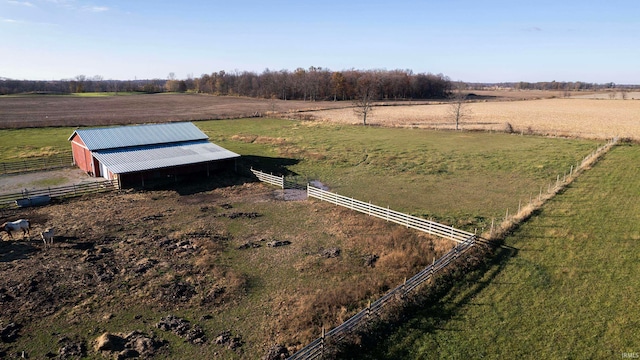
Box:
[366,300,371,320]
[321,326,325,356]
[490,218,494,237]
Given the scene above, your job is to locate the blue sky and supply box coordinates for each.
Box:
[1,0,639,83]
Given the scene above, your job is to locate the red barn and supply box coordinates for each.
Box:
[68,122,240,188]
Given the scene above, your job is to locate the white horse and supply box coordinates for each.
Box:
[40,228,55,245]
[1,219,31,239]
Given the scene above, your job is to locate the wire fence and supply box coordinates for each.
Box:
[0,180,117,209]
[0,153,74,175]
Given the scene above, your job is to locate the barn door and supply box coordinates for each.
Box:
[101,163,110,179]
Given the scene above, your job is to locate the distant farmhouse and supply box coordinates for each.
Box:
[69,122,240,188]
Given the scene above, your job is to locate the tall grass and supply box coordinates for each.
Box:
[351,143,640,359]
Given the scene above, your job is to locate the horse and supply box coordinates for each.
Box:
[40,228,55,245]
[1,219,31,239]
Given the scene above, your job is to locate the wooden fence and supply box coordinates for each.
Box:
[250,168,284,188]
[0,180,117,209]
[0,153,74,175]
[307,185,474,244]
[249,168,477,359]
[287,236,475,360]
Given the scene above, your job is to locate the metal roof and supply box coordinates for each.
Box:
[92,140,240,174]
[69,122,209,151]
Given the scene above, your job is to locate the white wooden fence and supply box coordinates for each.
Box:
[307,185,475,244]
[250,168,284,188]
[249,168,477,359]
[0,180,117,209]
[287,236,475,360]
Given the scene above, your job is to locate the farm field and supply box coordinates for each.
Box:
[0,94,637,358]
[0,93,348,129]
[301,98,640,140]
[348,143,640,359]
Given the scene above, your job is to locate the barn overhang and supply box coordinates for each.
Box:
[91,140,240,175]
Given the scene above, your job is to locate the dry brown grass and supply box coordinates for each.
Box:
[304,98,640,140]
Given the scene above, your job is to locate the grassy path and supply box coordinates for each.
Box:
[356,143,640,359]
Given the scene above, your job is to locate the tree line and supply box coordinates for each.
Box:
[0,68,452,100]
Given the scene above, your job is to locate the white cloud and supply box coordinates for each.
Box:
[40,0,109,12]
[1,17,23,23]
[7,1,36,7]
[82,5,108,12]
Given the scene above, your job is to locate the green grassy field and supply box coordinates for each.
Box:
[200,119,599,232]
[351,142,640,359]
[0,119,600,232]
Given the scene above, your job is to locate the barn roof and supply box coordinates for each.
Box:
[69,122,209,151]
[92,140,240,174]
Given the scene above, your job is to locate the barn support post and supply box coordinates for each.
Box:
[206,162,210,177]
[141,174,145,188]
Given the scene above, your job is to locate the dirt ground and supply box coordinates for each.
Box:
[0,168,102,194]
[0,175,451,358]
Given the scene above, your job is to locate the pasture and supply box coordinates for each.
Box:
[1,119,600,231]
[352,143,640,359]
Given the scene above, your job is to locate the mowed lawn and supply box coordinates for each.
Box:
[357,143,640,359]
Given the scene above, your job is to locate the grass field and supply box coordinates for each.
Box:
[349,142,640,359]
[302,98,640,141]
[0,120,599,233]
[202,119,600,232]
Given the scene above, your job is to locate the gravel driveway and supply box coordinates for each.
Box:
[0,168,104,195]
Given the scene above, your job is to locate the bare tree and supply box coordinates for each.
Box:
[620,91,628,100]
[448,82,469,130]
[353,75,377,125]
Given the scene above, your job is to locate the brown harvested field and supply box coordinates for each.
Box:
[302,98,640,140]
[0,93,347,129]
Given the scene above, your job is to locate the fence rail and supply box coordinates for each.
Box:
[249,169,477,360]
[0,154,74,175]
[250,168,284,188]
[288,237,475,360]
[0,180,117,208]
[307,185,475,244]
